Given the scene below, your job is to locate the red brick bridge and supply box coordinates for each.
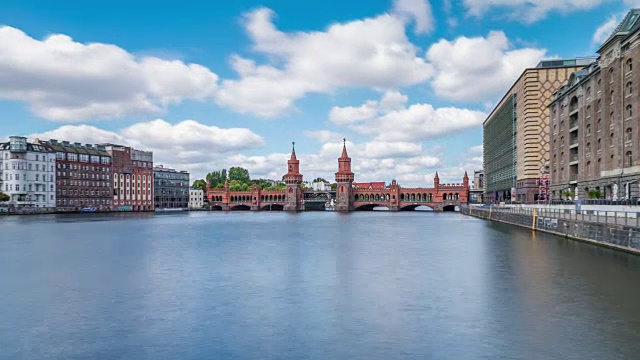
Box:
[207,141,469,212]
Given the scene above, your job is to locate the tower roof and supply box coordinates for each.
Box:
[434,171,439,179]
[340,138,349,159]
[290,141,297,161]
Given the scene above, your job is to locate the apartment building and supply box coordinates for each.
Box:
[102,144,154,211]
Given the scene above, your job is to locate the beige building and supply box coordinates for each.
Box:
[483,58,595,203]
[550,9,640,201]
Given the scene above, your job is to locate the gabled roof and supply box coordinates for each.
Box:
[598,9,640,53]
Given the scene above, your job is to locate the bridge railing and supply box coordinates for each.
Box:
[462,205,640,227]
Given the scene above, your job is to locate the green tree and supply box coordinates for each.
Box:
[0,192,9,202]
[588,189,602,199]
[205,169,227,188]
[229,167,251,183]
[192,179,207,192]
[331,183,337,190]
[562,190,575,199]
[312,177,327,183]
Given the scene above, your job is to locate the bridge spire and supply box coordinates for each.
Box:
[340,138,349,159]
[290,141,297,161]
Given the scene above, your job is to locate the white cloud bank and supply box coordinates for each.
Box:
[0,26,219,121]
[329,91,486,141]
[463,0,610,23]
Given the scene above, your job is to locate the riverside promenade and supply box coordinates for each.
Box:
[462,205,640,255]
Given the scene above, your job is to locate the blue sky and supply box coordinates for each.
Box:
[0,0,636,185]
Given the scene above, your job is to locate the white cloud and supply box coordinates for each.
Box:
[392,0,435,34]
[0,26,219,121]
[592,16,619,47]
[426,31,546,102]
[468,144,483,153]
[28,119,264,179]
[329,91,486,141]
[304,130,344,143]
[463,0,609,23]
[215,7,433,117]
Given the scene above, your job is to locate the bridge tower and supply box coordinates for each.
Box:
[335,139,355,212]
[283,142,304,211]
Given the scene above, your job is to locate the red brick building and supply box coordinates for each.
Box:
[102,144,154,212]
[37,139,112,211]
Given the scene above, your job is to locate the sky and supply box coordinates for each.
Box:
[0,0,638,186]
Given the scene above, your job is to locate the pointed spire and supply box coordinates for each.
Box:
[434,171,439,179]
[340,138,349,158]
[290,141,297,161]
[463,171,468,179]
[224,177,229,188]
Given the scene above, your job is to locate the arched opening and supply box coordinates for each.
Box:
[355,204,383,211]
[442,193,448,200]
[400,194,405,201]
[400,204,434,211]
[231,204,251,211]
[355,194,360,201]
[261,204,284,211]
[210,205,223,211]
[442,205,457,212]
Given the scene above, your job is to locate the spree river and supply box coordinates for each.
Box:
[1,211,640,359]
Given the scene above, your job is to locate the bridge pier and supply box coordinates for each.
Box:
[251,205,261,211]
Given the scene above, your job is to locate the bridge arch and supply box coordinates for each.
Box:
[355,203,385,211]
[210,205,223,211]
[443,205,458,212]
[231,204,251,211]
[400,204,435,211]
[261,204,284,211]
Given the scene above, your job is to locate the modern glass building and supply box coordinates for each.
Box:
[153,165,190,210]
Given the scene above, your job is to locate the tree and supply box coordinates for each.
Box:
[562,190,575,199]
[0,192,9,202]
[588,189,602,199]
[331,183,337,190]
[206,169,227,188]
[229,167,251,183]
[192,179,207,192]
[312,177,327,183]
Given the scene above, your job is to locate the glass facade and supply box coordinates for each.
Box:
[484,95,517,199]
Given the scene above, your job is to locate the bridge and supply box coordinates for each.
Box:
[207,141,469,212]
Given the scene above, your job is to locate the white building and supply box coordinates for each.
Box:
[189,188,204,209]
[311,181,331,191]
[0,136,56,208]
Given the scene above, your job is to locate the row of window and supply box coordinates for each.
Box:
[3,162,54,171]
[58,199,111,206]
[58,189,111,197]
[4,173,53,182]
[57,171,109,180]
[4,183,54,192]
[57,180,110,188]
[56,152,111,164]
[57,163,111,172]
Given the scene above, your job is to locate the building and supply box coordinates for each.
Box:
[334,140,355,211]
[469,170,485,203]
[0,136,56,208]
[37,139,112,211]
[353,181,385,189]
[311,181,331,191]
[154,165,190,210]
[102,144,154,211]
[189,188,204,209]
[550,10,640,201]
[483,57,596,203]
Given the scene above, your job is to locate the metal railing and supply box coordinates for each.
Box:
[464,205,640,227]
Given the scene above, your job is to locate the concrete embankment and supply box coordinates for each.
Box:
[462,206,640,255]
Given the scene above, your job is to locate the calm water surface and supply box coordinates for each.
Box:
[1,211,640,359]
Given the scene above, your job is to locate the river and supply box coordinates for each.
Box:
[1,211,640,359]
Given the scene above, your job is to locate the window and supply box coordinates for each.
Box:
[626,82,633,96]
[597,99,602,112]
[627,58,633,73]
[586,87,591,98]
[587,161,591,175]
[586,124,591,135]
[627,105,633,118]
[610,68,615,83]
[16,174,19,181]
[586,142,591,153]
[598,139,602,150]
[627,128,633,141]
[597,118,602,131]
[627,151,633,167]
[586,105,591,117]
[610,90,615,104]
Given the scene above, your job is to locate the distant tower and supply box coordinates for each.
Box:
[334,139,355,212]
[434,171,440,188]
[283,142,304,211]
[463,171,469,188]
